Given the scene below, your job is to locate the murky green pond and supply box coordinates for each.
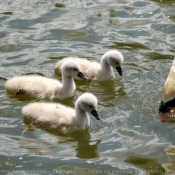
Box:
[0,0,175,174]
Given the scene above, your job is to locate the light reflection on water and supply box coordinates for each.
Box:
[0,0,175,174]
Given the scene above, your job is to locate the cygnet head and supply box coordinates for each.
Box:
[61,60,87,80]
[103,50,124,76]
[76,93,100,120]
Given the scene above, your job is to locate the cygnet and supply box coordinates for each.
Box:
[22,93,100,131]
[6,60,87,99]
[54,50,124,81]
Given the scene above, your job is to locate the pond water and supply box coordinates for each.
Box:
[0,0,175,175]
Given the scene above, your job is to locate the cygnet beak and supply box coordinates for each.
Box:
[91,110,100,120]
[116,66,122,76]
[77,72,87,80]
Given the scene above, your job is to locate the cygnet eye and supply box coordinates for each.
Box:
[74,68,77,71]
[89,105,92,108]
[116,62,118,65]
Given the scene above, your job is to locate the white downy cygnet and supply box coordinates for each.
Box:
[22,93,100,131]
[159,58,175,113]
[6,60,87,99]
[54,50,124,81]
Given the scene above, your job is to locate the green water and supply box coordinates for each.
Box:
[0,0,175,174]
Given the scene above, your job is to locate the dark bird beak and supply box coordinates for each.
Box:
[91,110,100,120]
[159,100,169,113]
[116,66,122,76]
[77,72,87,80]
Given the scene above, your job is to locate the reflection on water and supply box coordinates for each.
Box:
[1,0,175,174]
[22,128,100,159]
[73,130,100,159]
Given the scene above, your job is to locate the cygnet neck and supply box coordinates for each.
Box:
[61,73,75,93]
[75,99,90,125]
[100,56,113,76]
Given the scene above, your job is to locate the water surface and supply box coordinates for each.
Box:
[0,0,175,174]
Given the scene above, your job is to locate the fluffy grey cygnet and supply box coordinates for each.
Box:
[55,50,124,81]
[6,60,86,99]
[22,93,100,132]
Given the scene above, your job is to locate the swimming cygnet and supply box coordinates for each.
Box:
[159,58,175,112]
[22,93,100,131]
[54,50,124,81]
[6,60,87,99]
